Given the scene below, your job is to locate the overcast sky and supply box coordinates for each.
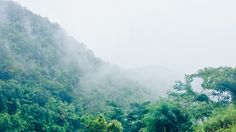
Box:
[13,0,236,74]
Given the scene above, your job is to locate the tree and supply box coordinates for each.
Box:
[87,115,108,132]
[125,102,150,132]
[106,101,125,124]
[143,100,192,132]
[168,77,217,122]
[192,67,236,103]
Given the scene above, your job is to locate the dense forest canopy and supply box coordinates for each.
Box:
[0,1,236,132]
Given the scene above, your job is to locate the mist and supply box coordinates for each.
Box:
[13,0,236,75]
[1,1,236,131]
[10,0,236,98]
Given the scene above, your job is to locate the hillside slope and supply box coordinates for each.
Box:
[0,1,148,131]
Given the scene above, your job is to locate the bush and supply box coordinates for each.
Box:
[196,105,236,132]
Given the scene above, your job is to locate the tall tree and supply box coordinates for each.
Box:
[192,67,236,103]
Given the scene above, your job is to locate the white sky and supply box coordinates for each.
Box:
[13,0,236,74]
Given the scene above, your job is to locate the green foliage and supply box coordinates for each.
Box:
[1,1,236,132]
[196,105,236,132]
[192,67,236,103]
[168,78,218,123]
[125,102,150,132]
[0,77,82,131]
[106,101,125,124]
[85,115,123,132]
[143,100,193,132]
[0,1,141,131]
[0,112,26,131]
[86,115,108,132]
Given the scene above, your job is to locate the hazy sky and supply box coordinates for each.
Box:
[13,0,236,74]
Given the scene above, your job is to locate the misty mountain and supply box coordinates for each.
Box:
[1,1,235,132]
[0,0,151,115]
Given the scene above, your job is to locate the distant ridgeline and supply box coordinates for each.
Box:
[0,1,147,131]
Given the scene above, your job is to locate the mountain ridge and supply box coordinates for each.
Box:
[0,0,149,114]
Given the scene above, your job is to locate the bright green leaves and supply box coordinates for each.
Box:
[195,105,236,131]
[82,114,123,132]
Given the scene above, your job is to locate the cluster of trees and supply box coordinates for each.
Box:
[1,1,236,131]
[1,66,235,131]
[98,67,236,132]
[0,1,146,131]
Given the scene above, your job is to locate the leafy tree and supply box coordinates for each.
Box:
[168,76,223,123]
[143,100,192,132]
[192,67,236,103]
[106,101,125,124]
[87,115,108,132]
[125,102,150,132]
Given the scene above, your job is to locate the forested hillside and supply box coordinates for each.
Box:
[0,1,236,132]
[0,1,147,131]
